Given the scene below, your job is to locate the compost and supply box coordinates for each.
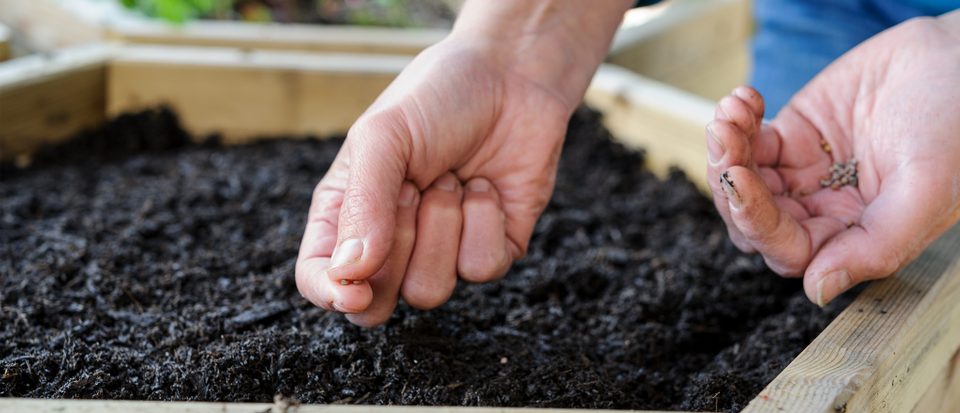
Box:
[0,107,852,411]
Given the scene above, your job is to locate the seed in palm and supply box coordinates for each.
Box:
[820,158,859,190]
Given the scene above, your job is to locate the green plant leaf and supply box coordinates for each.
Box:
[155,0,191,23]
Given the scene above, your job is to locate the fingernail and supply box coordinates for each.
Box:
[436,174,458,192]
[330,238,363,269]
[467,179,490,192]
[720,170,742,209]
[706,123,725,165]
[815,270,852,307]
[399,184,417,206]
[732,86,752,101]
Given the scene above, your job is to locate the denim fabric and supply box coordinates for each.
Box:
[751,0,957,116]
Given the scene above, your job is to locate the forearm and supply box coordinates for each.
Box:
[449,0,634,110]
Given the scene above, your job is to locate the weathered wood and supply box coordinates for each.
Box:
[108,21,447,56]
[0,0,103,52]
[912,347,960,413]
[0,23,10,62]
[609,0,752,100]
[107,45,410,143]
[0,45,112,161]
[584,64,714,193]
[3,0,444,56]
[744,224,960,413]
[0,398,674,413]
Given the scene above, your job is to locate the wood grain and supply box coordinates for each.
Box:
[107,45,410,143]
[911,347,960,413]
[744,224,960,413]
[0,45,112,161]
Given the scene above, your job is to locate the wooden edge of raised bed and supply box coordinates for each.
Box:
[608,0,752,100]
[104,21,449,56]
[1,0,748,98]
[0,43,113,161]
[0,0,447,56]
[0,0,104,53]
[106,44,411,143]
[584,63,714,193]
[0,23,11,62]
[744,224,960,413]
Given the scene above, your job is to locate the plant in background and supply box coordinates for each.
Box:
[118,0,454,27]
[120,0,230,23]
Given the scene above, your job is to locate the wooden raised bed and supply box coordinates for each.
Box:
[0,0,446,56]
[1,1,958,411]
[0,23,10,62]
[0,0,749,100]
[1,40,958,413]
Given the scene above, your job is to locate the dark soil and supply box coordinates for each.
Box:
[0,107,852,411]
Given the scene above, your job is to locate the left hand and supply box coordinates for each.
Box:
[706,11,960,306]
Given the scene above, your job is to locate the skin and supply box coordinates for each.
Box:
[298,2,960,325]
[707,10,960,307]
[296,0,633,326]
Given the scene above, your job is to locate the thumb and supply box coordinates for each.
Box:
[804,170,959,306]
[326,114,411,284]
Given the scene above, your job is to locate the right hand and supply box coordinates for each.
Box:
[295,37,575,326]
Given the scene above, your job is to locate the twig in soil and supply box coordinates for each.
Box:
[820,158,858,190]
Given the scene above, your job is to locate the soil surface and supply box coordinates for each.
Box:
[0,108,852,411]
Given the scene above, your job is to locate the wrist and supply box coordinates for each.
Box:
[446,0,632,110]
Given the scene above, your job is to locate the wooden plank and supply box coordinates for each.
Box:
[585,64,714,193]
[108,21,447,56]
[0,44,113,161]
[608,0,752,100]
[107,45,411,143]
[18,0,446,56]
[911,347,960,413]
[0,23,10,62]
[0,398,676,413]
[744,224,960,413]
[0,0,103,52]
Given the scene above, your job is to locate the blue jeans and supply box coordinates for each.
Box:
[750,0,954,117]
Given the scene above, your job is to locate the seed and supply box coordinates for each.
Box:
[820,158,859,190]
[820,139,832,153]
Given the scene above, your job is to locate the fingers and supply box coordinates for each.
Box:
[707,121,754,252]
[716,87,763,140]
[296,165,373,313]
[458,178,512,283]
[346,182,420,327]
[803,170,958,306]
[720,166,847,276]
[401,173,464,310]
[326,115,411,286]
[707,89,764,252]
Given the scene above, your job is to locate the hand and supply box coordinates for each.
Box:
[295,1,631,326]
[706,11,960,307]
